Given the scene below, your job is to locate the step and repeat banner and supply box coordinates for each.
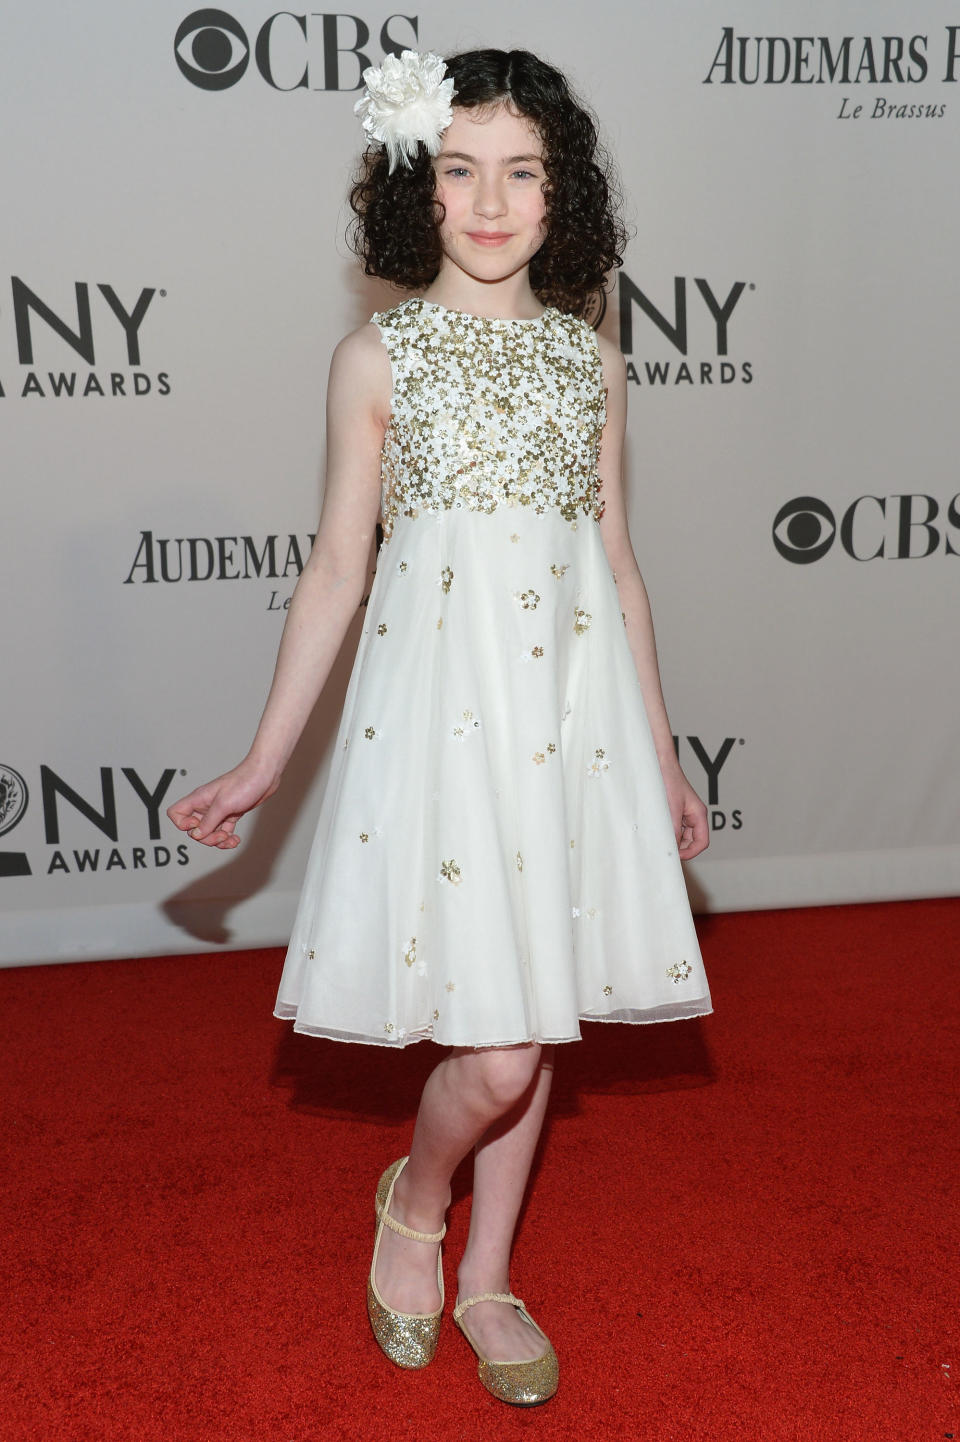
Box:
[3,2,958,965]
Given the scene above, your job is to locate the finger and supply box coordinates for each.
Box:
[192,812,241,845]
[167,783,223,826]
[190,804,237,842]
[192,826,241,849]
[679,813,709,858]
[166,802,204,831]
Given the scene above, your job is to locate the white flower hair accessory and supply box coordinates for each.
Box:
[354,49,456,173]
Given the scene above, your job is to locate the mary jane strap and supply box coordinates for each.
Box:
[375,1197,447,1244]
[453,1291,524,1323]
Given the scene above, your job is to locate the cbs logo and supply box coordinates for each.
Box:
[773,494,960,563]
[174,9,418,91]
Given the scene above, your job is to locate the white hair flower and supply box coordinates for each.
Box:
[354,49,456,172]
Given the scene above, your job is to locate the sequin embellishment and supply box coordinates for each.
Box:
[451,709,481,741]
[438,859,462,886]
[667,960,693,983]
[373,300,607,539]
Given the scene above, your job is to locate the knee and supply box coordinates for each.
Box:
[469,1044,542,1113]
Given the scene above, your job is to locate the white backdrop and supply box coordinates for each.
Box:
[3,1,958,965]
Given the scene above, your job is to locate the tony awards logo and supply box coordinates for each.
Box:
[0,765,31,877]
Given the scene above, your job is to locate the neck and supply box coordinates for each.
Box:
[422,268,544,322]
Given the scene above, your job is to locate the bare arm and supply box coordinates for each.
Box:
[167,322,391,848]
[595,334,709,859]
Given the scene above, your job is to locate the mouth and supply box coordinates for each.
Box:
[466,232,513,247]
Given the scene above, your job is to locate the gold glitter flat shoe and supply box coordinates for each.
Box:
[453,1292,559,1406]
[366,1156,446,1369]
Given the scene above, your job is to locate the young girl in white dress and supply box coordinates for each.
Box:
[168,47,712,1407]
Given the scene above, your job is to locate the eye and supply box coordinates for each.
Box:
[772,496,836,563]
[511,169,537,180]
[442,167,471,178]
[174,9,250,90]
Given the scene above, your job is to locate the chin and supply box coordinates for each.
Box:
[454,247,537,284]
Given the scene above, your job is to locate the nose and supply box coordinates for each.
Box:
[474,174,506,220]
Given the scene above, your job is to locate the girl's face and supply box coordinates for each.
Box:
[432,104,547,289]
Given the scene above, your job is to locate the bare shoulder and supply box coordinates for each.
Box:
[328,320,392,419]
[331,319,390,377]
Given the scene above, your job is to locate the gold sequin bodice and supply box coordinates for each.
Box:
[371,299,607,539]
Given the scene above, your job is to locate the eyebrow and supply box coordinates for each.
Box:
[437,151,543,164]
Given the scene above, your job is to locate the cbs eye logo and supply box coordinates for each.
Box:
[175,9,249,89]
[772,496,836,564]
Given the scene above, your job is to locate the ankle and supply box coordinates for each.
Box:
[391,1168,450,1235]
[457,1262,512,1300]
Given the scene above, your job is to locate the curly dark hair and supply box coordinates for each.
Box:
[348,49,626,317]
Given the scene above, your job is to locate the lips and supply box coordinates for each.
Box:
[466,232,513,246]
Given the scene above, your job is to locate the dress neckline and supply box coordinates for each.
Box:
[414,297,552,327]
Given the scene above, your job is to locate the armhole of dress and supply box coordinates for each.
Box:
[581,317,608,433]
[369,313,397,422]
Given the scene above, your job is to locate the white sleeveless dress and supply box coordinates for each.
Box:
[274,298,711,1048]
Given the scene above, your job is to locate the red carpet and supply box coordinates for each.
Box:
[2,899,957,1442]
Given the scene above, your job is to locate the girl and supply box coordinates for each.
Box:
[168,48,712,1407]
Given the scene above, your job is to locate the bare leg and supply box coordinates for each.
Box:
[456,1048,555,1361]
[373,1043,545,1317]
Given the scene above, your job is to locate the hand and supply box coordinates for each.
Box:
[166,758,280,850]
[661,764,710,861]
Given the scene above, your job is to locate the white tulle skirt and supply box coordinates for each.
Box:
[275,505,711,1048]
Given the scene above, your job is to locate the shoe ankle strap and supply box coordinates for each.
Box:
[376,1198,446,1244]
[453,1291,522,1322]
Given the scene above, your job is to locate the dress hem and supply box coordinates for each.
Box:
[273,1001,713,1049]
